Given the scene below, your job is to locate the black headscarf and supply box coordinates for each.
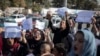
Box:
[53,20,70,44]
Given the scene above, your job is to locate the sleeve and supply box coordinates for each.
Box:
[48,20,59,33]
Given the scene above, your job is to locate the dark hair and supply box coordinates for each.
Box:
[32,28,45,41]
[76,31,84,38]
[37,29,45,41]
[54,43,66,56]
[60,19,70,30]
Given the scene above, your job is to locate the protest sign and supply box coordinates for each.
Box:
[5,26,21,38]
[57,7,68,17]
[75,10,94,23]
[22,18,33,30]
[35,20,45,30]
[4,22,18,27]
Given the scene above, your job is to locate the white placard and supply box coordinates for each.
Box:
[76,10,94,23]
[5,26,21,38]
[4,22,18,27]
[57,7,68,17]
[35,20,45,30]
[22,18,33,30]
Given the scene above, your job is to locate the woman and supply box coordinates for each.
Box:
[3,38,21,56]
[69,29,97,56]
[91,17,100,39]
[50,20,70,44]
[26,28,45,56]
[2,31,27,56]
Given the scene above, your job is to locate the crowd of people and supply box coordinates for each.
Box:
[0,11,99,56]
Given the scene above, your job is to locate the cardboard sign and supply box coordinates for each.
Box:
[57,7,68,17]
[35,20,45,30]
[5,26,21,38]
[76,11,94,23]
[22,18,33,30]
[4,22,18,27]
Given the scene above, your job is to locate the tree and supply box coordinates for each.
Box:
[67,0,98,10]
[0,0,51,11]
[32,2,42,12]
[12,0,26,7]
[26,0,51,11]
[52,0,64,7]
[0,0,10,10]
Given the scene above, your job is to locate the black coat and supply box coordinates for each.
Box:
[48,20,70,44]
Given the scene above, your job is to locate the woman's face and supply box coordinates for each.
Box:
[60,20,66,29]
[74,32,84,55]
[34,30,41,41]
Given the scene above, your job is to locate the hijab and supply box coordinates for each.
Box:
[69,29,97,56]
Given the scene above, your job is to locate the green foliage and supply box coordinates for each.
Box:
[53,0,98,10]
[0,0,51,11]
[32,3,42,12]
[52,0,64,7]
[0,0,10,10]
[67,0,98,10]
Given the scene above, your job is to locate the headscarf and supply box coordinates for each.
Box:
[69,29,97,56]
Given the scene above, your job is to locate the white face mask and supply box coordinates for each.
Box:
[51,15,62,28]
[96,32,100,36]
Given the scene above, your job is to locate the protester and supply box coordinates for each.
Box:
[2,31,27,56]
[43,28,54,48]
[46,11,52,20]
[40,42,54,56]
[52,43,66,56]
[65,11,75,34]
[25,28,45,56]
[91,17,100,39]
[69,29,97,56]
[51,20,70,44]
[65,11,75,28]
[91,16,100,56]
[1,8,100,56]
[3,38,25,56]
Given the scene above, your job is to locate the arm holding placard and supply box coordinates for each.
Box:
[91,17,97,33]
[91,17,100,38]
[19,31,27,44]
[43,28,54,48]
